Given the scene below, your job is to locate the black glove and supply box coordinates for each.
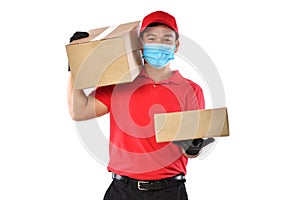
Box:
[69,31,89,43]
[68,31,89,71]
[173,138,215,156]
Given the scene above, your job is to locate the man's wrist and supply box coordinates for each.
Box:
[173,138,215,158]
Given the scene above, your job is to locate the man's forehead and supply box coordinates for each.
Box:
[143,25,176,37]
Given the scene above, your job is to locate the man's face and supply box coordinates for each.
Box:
[142,25,178,48]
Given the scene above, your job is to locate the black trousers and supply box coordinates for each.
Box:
[103,179,189,200]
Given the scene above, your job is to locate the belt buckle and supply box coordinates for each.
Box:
[137,181,149,191]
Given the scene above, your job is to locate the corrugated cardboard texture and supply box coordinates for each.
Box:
[154,107,229,142]
[66,21,143,89]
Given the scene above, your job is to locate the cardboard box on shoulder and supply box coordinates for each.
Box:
[66,21,143,89]
[154,107,230,142]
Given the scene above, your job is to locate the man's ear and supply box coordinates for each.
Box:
[138,36,144,50]
[175,40,180,53]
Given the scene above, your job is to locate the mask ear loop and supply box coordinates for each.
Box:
[138,36,146,66]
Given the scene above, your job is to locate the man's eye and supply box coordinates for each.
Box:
[163,39,174,44]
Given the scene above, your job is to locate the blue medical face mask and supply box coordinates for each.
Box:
[142,43,176,69]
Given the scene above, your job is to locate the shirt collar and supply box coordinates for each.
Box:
[137,68,184,85]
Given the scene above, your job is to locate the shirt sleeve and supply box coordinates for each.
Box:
[186,80,205,110]
[89,85,115,112]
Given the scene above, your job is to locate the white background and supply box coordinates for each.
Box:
[1,0,299,199]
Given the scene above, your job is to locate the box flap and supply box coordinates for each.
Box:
[67,21,140,45]
[69,27,109,44]
[105,21,140,39]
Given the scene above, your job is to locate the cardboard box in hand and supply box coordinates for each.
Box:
[66,21,143,89]
[154,107,230,142]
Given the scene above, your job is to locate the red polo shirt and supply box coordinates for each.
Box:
[91,69,205,180]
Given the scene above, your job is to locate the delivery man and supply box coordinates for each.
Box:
[68,10,214,200]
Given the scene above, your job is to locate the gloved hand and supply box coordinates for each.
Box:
[68,31,89,71]
[69,31,89,43]
[173,138,215,156]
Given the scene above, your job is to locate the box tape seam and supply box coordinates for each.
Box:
[91,24,119,41]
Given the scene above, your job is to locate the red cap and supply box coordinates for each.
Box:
[140,11,178,34]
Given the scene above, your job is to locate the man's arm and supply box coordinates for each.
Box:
[173,81,214,158]
[67,74,108,121]
[66,31,108,121]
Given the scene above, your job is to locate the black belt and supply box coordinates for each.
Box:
[112,173,186,191]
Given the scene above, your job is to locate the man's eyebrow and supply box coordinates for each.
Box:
[145,33,157,37]
[163,34,174,38]
[144,33,175,38]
